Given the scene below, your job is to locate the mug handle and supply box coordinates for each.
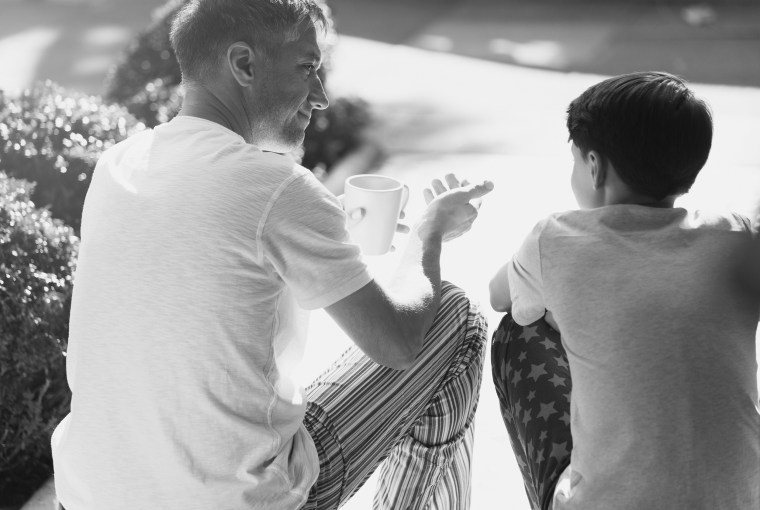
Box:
[400,185,410,215]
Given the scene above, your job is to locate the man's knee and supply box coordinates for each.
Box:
[438,281,470,317]
[433,281,487,376]
[436,281,487,341]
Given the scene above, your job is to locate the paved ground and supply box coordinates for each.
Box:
[3,0,759,509]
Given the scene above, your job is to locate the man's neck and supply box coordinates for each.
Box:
[178,83,253,143]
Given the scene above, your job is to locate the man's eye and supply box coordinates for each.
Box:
[303,64,317,76]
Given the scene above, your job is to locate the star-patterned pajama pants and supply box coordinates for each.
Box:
[491,313,573,510]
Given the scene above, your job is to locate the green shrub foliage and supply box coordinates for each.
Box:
[0,174,78,505]
[102,0,185,126]
[103,0,371,172]
[301,95,371,178]
[0,82,143,232]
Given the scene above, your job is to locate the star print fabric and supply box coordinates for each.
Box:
[491,313,572,510]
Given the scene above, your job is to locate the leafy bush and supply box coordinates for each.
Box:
[0,82,144,233]
[301,95,371,180]
[0,174,78,505]
[103,0,372,173]
[102,0,185,126]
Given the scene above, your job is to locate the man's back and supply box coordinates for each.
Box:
[52,116,370,509]
[521,205,759,509]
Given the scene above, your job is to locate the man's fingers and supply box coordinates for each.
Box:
[396,221,410,234]
[444,173,460,189]
[347,207,365,221]
[423,188,435,205]
[431,179,446,195]
[461,180,494,200]
[346,207,365,227]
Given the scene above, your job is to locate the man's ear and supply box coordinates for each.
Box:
[588,150,606,190]
[227,42,256,87]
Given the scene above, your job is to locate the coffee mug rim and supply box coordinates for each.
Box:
[345,173,403,193]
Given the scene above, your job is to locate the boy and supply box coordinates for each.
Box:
[489,71,759,510]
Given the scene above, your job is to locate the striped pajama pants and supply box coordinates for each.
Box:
[301,282,488,510]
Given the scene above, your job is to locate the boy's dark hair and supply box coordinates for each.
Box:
[170,0,329,84]
[567,71,713,200]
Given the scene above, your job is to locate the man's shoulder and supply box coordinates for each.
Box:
[95,128,155,171]
[253,152,310,179]
[240,153,320,198]
[102,128,154,156]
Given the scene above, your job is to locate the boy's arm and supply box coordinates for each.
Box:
[492,220,548,326]
[489,263,512,312]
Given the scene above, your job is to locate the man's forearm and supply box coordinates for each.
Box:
[384,228,444,362]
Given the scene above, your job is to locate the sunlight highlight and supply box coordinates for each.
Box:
[0,27,60,94]
[489,38,566,68]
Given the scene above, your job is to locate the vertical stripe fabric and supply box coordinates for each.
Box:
[302,282,487,510]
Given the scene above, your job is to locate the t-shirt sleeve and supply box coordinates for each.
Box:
[260,170,372,310]
[508,219,547,326]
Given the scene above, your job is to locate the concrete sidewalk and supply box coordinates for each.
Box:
[4,1,759,509]
[328,0,760,87]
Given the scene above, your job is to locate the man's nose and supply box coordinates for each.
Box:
[309,76,329,110]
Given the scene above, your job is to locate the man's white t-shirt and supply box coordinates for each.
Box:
[52,116,372,509]
[508,205,760,510]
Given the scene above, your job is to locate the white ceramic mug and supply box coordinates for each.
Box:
[344,174,409,256]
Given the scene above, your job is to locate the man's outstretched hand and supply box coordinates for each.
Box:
[417,173,494,243]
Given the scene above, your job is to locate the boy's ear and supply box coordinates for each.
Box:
[588,150,606,190]
[227,42,256,87]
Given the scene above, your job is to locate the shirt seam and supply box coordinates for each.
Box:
[264,291,284,458]
[256,170,305,263]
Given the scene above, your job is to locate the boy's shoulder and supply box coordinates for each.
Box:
[541,206,750,231]
[528,208,603,236]
[686,209,752,233]
[527,207,752,245]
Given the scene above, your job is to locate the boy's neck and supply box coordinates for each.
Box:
[603,192,676,209]
[600,169,677,208]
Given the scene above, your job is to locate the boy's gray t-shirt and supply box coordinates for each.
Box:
[509,205,760,509]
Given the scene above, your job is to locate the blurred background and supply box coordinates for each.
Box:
[1,0,759,508]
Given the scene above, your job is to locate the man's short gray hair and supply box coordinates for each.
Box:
[170,0,330,83]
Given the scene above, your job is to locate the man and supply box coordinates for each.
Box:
[51,1,493,509]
